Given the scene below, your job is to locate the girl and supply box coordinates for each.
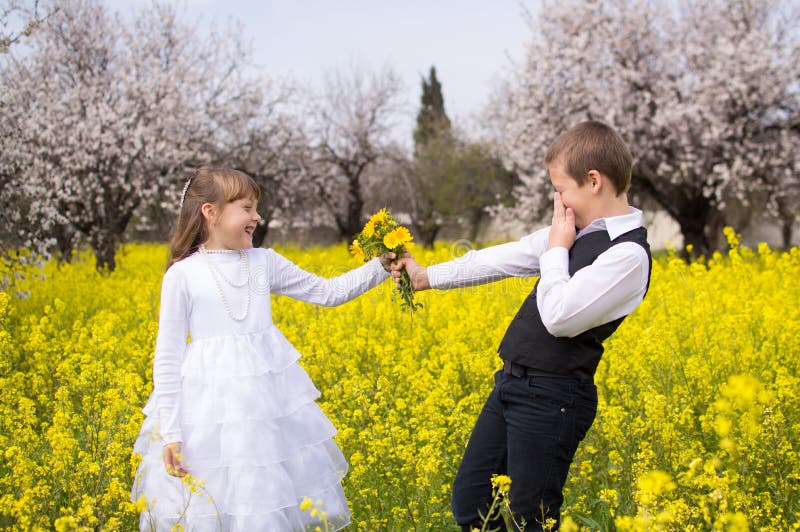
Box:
[130,167,392,531]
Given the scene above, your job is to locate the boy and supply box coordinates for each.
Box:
[390,121,652,531]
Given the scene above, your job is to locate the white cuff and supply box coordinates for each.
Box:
[157,403,182,444]
[539,246,569,277]
[425,263,452,290]
[161,432,183,445]
[368,256,390,279]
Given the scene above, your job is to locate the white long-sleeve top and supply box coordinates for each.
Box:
[426,207,650,338]
[151,247,389,443]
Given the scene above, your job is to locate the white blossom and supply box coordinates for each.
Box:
[1,0,275,270]
[491,0,800,254]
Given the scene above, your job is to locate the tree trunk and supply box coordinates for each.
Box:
[413,223,441,248]
[781,217,794,250]
[777,198,795,250]
[676,208,725,260]
[343,178,365,241]
[706,212,725,253]
[468,207,485,244]
[677,221,706,261]
[91,232,117,273]
[635,171,729,260]
[53,223,77,264]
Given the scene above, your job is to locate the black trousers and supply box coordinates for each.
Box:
[451,369,597,531]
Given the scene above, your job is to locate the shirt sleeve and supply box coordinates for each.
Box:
[536,241,649,337]
[267,249,390,306]
[426,227,550,289]
[151,265,190,444]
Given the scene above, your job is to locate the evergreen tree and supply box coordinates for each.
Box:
[405,66,517,247]
[413,66,451,148]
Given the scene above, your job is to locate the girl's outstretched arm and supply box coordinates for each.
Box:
[267,248,390,307]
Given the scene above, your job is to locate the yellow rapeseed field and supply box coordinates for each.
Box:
[1,229,799,531]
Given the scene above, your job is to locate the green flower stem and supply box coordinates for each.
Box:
[397,268,422,315]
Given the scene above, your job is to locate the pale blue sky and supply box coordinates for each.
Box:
[109,0,534,141]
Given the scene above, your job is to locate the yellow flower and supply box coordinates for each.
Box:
[300,496,313,511]
[383,227,412,250]
[133,494,148,512]
[490,474,511,495]
[599,488,618,507]
[636,470,676,506]
[559,516,579,532]
[369,208,390,226]
[349,239,365,263]
[54,516,78,532]
[363,220,376,238]
[4,234,800,530]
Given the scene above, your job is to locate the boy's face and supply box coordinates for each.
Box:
[547,163,594,230]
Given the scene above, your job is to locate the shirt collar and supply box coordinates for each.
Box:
[576,206,643,241]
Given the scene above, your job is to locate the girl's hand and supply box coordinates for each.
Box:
[379,251,397,272]
[162,442,188,477]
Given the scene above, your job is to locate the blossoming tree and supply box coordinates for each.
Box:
[1,0,270,271]
[305,63,407,241]
[492,0,800,255]
[0,0,57,282]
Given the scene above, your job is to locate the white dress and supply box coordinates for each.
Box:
[130,247,388,531]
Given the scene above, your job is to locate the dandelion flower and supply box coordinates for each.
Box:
[349,239,365,263]
[383,227,413,250]
[369,208,390,225]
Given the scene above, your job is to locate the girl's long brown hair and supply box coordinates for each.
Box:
[167,166,261,269]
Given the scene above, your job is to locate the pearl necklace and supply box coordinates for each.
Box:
[199,244,249,287]
[198,244,250,321]
[199,247,239,254]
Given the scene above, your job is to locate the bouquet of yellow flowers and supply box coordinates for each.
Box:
[350,208,422,314]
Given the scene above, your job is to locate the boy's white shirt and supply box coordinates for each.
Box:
[426,206,650,338]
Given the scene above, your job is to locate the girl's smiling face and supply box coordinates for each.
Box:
[203,195,261,249]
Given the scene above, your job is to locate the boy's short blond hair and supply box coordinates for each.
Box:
[544,120,632,195]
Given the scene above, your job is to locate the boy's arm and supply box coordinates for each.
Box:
[536,241,650,337]
[398,227,550,291]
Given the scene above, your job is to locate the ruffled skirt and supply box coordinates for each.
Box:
[130,326,350,531]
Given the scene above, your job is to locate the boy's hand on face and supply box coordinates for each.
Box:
[390,249,430,290]
[548,192,576,250]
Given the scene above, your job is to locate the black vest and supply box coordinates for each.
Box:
[497,226,652,379]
